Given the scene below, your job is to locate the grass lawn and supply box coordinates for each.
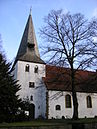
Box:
[0,118,97,127]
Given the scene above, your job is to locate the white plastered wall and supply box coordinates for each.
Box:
[13,60,46,118]
[48,90,97,119]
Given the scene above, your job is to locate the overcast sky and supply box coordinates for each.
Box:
[0,0,97,62]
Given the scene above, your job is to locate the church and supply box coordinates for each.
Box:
[13,12,97,119]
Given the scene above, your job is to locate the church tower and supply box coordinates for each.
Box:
[13,13,46,119]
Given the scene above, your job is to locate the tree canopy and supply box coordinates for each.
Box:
[0,51,22,122]
[40,10,97,70]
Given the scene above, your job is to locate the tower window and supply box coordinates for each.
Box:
[30,95,33,101]
[55,105,61,110]
[87,96,92,108]
[29,82,35,88]
[65,94,72,108]
[27,43,35,50]
[28,43,35,48]
[25,64,29,72]
[34,65,38,73]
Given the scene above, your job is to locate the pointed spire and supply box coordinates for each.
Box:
[30,6,32,15]
[15,13,45,64]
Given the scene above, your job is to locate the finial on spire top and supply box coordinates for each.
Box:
[30,6,32,15]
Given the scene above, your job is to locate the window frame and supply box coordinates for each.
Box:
[65,94,72,108]
[29,82,35,88]
[30,95,33,101]
[34,65,38,73]
[86,95,92,108]
[55,105,61,110]
[25,64,30,72]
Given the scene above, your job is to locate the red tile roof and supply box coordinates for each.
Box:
[43,65,97,93]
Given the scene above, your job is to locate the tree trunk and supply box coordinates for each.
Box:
[72,89,78,119]
[71,69,78,119]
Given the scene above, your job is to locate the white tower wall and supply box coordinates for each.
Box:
[14,61,46,118]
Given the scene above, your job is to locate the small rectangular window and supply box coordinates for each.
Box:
[56,105,61,110]
[29,82,35,88]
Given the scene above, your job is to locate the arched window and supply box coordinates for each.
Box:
[55,105,61,110]
[30,95,33,101]
[34,65,38,73]
[87,96,92,108]
[25,64,29,72]
[65,94,72,108]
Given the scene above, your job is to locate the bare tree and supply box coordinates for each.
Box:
[40,10,97,119]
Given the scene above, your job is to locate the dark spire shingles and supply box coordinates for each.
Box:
[15,14,45,64]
